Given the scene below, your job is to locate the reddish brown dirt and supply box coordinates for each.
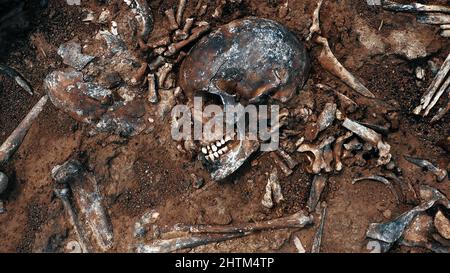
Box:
[0,0,449,253]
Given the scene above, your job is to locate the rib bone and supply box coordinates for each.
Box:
[352,175,400,204]
[315,36,376,98]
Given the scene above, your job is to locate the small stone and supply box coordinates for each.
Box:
[434,210,450,240]
[382,209,392,219]
[415,67,425,80]
[190,174,204,189]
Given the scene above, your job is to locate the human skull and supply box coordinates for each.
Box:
[179,17,310,181]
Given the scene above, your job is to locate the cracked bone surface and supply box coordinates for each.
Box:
[179,17,310,181]
[136,211,313,253]
[52,160,113,251]
[0,95,48,165]
[342,118,391,166]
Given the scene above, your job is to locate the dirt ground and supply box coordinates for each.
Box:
[0,0,449,253]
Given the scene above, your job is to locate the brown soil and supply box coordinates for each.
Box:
[0,0,449,253]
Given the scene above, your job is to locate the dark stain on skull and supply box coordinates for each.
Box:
[179,17,310,105]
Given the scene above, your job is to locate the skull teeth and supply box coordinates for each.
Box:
[202,134,234,161]
[211,144,218,152]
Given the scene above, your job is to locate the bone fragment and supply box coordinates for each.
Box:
[352,175,400,204]
[435,210,450,240]
[148,36,171,49]
[311,203,327,253]
[165,9,179,31]
[166,24,211,56]
[342,118,391,166]
[57,42,95,71]
[277,149,298,170]
[148,56,166,71]
[174,18,194,41]
[176,0,187,25]
[262,168,284,208]
[333,131,353,171]
[293,236,306,253]
[430,100,449,123]
[306,0,323,41]
[424,70,450,116]
[382,1,450,14]
[136,233,246,253]
[71,175,114,251]
[417,13,450,25]
[270,152,293,177]
[156,63,173,89]
[0,64,33,95]
[404,155,447,182]
[306,102,337,141]
[307,175,327,213]
[54,188,91,253]
[298,136,335,174]
[441,24,450,30]
[441,29,450,38]
[147,73,158,104]
[366,185,449,251]
[315,36,376,98]
[0,95,48,165]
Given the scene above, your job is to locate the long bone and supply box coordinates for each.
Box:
[52,160,114,251]
[54,188,91,253]
[136,211,313,253]
[417,14,450,25]
[0,95,48,165]
[382,1,450,14]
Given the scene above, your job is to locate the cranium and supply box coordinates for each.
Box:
[179,17,310,181]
